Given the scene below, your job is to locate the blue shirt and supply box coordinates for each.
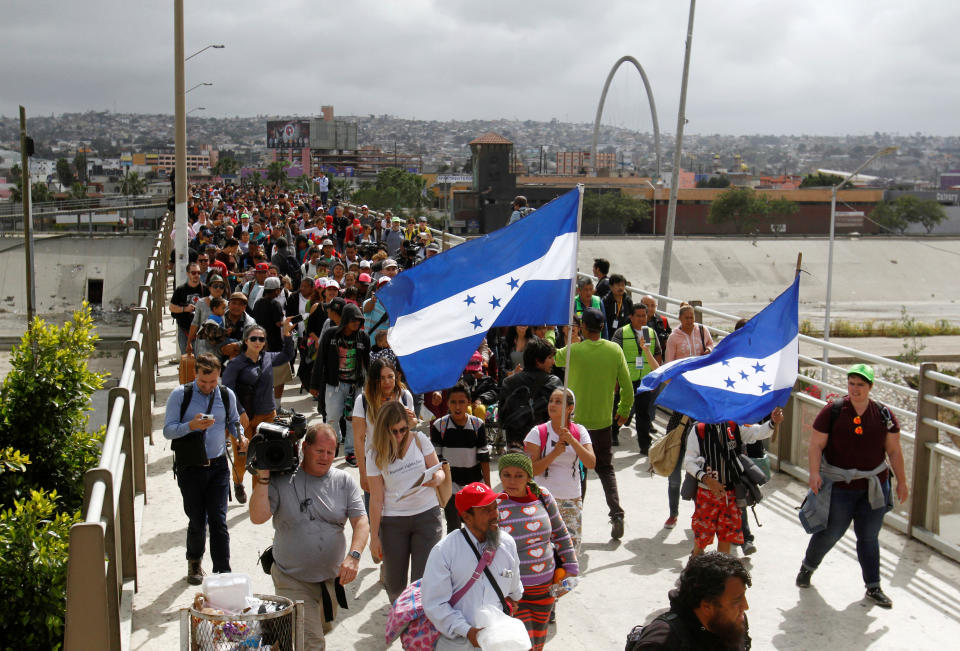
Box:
[163,380,242,459]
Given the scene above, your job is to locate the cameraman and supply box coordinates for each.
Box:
[249,424,369,651]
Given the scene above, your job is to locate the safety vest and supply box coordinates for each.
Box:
[620,324,657,382]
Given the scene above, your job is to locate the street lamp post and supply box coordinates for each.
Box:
[643,179,660,235]
[187,107,206,115]
[186,82,213,94]
[185,44,225,61]
[658,0,696,310]
[821,145,897,373]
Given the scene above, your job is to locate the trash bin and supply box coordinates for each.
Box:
[179,593,304,650]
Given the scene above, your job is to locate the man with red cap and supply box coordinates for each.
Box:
[422,482,523,650]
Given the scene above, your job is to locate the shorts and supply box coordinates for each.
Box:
[692,486,743,549]
[273,361,294,386]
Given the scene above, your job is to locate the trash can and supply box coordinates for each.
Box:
[179,593,304,650]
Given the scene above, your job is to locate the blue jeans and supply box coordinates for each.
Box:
[177,327,189,356]
[176,456,231,572]
[802,480,891,588]
[324,382,355,455]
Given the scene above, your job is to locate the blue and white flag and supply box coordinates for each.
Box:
[377,188,580,393]
[638,276,799,424]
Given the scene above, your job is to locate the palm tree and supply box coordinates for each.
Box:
[120,171,147,196]
[267,160,290,186]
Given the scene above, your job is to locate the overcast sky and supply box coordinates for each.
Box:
[3,1,958,135]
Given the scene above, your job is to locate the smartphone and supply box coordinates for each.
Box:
[290,314,304,325]
[200,413,215,420]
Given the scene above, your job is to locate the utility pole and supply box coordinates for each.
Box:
[174,0,188,285]
[19,106,36,324]
[658,0,696,308]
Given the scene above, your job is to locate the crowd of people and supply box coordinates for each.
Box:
[162,184,909,650]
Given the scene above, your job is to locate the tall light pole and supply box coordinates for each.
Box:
[821,145,897,372]
[185,44,224,61]
[187,107,206,115]
[643,179,660,235]
[186,82,213,94]
[19,106,36,325]
[174,0,187,286]
[658,0,696,309]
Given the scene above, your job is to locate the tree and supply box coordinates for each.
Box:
[31,182,53,203]
[70,182,87,200]
[330,177,352,202]
[870,195,947,234]
[119,171,146,196]
[708,187,798,234]
[800,172,851,188]
[267,160,290,186]
[581,190,651,234]
[56,157,74,189]
[351,168,429,212]
[73,153,87,184]
[696,175,731,188]
[213,156,239,177]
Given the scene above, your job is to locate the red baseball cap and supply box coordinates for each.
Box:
[455,482,507,515]
[358,273,372,283]
[255,262,269,272]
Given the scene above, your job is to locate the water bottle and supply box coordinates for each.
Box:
[549,576,579,597]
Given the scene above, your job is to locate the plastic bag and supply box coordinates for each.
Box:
[474,605,530,651]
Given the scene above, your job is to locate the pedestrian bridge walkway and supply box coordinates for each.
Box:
[128,323,960,650]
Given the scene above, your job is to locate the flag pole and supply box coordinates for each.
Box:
[773,251,803,446]
[560,184,585,431]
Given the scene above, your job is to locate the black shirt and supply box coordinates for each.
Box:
[251,297,285,351]
[171,282,208,332]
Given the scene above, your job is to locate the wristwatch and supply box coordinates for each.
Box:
[349,550,361,560]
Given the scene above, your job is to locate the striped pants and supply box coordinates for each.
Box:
[516,581,555,651]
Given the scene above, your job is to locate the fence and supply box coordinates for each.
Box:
[588,276,960,563]
[63,212,171,650]
[0,198,168,234]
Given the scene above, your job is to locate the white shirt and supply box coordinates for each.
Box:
[365,430,436,517]
[352,389,415,449]
[421,527,523,641]
[524,422,592,500]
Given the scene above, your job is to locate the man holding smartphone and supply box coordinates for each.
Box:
[163,353,246,585]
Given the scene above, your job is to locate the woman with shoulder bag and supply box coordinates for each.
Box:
[221,323,295,503]
[497,453,578,649]
[367,401,444,603]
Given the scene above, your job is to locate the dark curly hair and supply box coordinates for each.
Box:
[676,552,752,610]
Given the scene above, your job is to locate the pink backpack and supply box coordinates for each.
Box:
[385,540,496,649]
[537,421,581,450]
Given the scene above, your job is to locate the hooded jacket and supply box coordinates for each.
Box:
[627,589,751,650]
[309,302,370,390]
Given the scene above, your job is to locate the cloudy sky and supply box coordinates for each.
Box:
[3,0,957,135]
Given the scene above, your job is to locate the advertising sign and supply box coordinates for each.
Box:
[267,120,311,149]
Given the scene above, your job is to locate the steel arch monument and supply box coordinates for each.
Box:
[591,55,661,180]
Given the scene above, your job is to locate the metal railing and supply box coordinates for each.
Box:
[340,201,468,251]
[63,212,171,650]
[588,276,960,562]
[0,199,168,234]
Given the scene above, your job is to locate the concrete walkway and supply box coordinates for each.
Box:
[131,325,960,650]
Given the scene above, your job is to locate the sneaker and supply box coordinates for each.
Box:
[610,515,625,540]
[664,516,678,529]
[187,559,205,585]
[741,541,757,556]
[345,453,358,468]
[796,566,813,588]
[865,587,893,609]
[234,482,247,505]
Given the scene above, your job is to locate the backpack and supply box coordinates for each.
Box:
[536,422,581,479]
[499,375,549,434]
[625,612,695,650]
[829,398,894,433]
[434,413,483,440]
[178,382,233,428]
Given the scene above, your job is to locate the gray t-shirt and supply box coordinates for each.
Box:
[269,467,365,583]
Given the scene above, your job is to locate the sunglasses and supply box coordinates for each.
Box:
[390,425,409,436]
[189,271,201,276]
[211,284,225,289]
[247,336,266,342]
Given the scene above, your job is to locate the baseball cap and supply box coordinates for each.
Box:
[360,204,369,210]
[325,279,340,290]
[328,297,346,315]
[206,274,224,286]
[360,260,372,269]
[263,277,282,291]
[322,238,334,247]
[383,258,398,269]
[255,262,269,272]
[377,276,391,286]
[358,273,372,283]
[465,351,483,373]
[353,219,361,227]
[455,482,507,515]
[228,291,247,304]
[315,278,328,290]
[240,213,249,220]
[581,307,605,331]
[426,242,440,253]
[392,216,404,223]
[847,363,875,384]
[418,216,428,223]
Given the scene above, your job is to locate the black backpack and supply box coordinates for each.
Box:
[179,383,233,428]
[625,613,695,650]
[499,375,548,433]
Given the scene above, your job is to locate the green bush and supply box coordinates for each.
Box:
[0,489,78,651]
[0,306,105,511]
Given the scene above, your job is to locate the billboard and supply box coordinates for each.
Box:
[267,120,311,149]
[310,119,358,150]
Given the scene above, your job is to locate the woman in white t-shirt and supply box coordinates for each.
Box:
[524,388,595,556]
[352,358,416,494]
[367,401,444,603]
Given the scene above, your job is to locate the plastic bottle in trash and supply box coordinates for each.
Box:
[549,577,578,597]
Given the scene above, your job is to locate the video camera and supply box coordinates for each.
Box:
[357,241,384,260]
[246,412,307,474]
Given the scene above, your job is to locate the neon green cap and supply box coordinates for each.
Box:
[847,363,875,384]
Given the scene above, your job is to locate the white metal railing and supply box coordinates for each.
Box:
[63,213,170,650]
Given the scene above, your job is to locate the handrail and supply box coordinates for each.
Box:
[339,200,468,247]
[63,211,171,650]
